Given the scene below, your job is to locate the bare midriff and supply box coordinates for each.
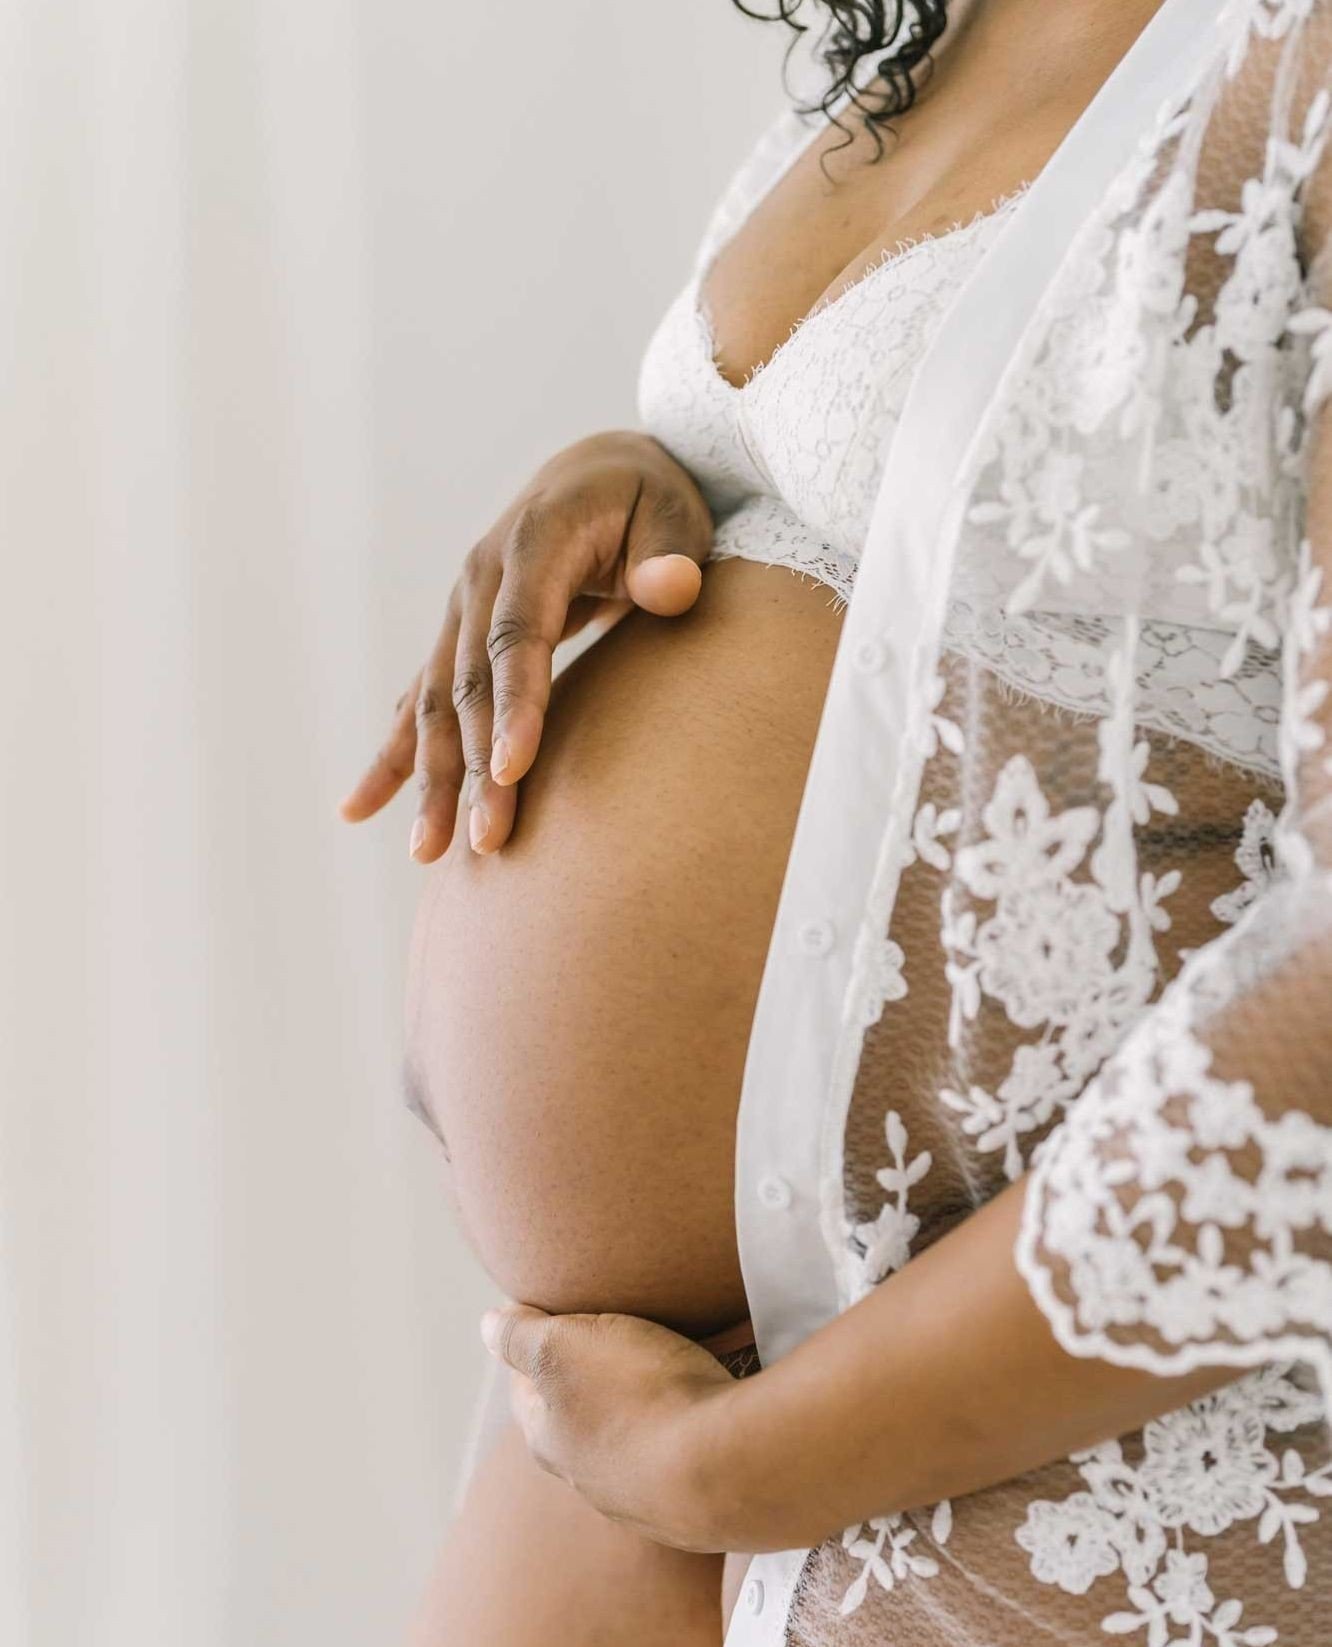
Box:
[403,557,844,1340]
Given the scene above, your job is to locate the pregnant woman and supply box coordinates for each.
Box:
[343,0,1332,1642]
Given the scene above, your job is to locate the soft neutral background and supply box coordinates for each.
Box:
[0,3,795,1643]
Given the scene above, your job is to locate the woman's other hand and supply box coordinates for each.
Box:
[480,1303,739,1553]
[338,430,713,859]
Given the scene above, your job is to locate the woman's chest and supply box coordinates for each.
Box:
[636,206,1016,553]
[699,26,1141,392]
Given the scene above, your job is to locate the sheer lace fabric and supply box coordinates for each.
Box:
[797,7,1332,1641]
[636,108,1026,611]
[638,4,1332,1642]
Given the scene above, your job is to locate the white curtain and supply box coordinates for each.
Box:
[0,2,786,1642]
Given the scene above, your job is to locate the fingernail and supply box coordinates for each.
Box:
[409,816,427,860]
[490,736,511,781]
[469,807,489,852]
[480,1309,501,1353]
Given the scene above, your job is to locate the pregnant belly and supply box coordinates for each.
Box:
[403,557,844,1339]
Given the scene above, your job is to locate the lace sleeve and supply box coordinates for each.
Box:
[1015,46,1332,1403]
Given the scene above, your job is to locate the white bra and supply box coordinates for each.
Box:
[634,103,1028,606]
[631,109,1283,780]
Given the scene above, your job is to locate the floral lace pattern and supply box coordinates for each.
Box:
[1014,1367,1330,1643]
[785,3,1332,1642]
[838,1500,955,1617]
[940,741,1166,1165]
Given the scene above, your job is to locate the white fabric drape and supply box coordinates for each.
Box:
[0,3,789,1642]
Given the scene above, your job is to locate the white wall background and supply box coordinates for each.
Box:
[0,3,794,1643]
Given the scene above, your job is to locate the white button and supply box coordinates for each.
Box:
[744,1577,766,1616]
[796,917,836,957]
[852,636,889,674]
[757,1174,792,1211]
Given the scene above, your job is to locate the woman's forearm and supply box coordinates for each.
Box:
[477,1164,1263,1557]
[706,1178,1233,1552]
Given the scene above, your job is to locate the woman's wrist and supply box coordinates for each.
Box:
[672,1375,757,1552]
[680,1360,835,1554]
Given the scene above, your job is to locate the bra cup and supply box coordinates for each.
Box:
[637,199,1023,582]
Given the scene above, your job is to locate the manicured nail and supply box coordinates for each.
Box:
[409,816,427,860]
[469,807,489,852]
[490,736,511,782]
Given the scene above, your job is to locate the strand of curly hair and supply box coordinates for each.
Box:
[729,1,950,162]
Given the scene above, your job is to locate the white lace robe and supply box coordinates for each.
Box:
[716,2,1332,1642]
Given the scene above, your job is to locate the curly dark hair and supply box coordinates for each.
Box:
[730,1,950,161]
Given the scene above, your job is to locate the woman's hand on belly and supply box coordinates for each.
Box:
[480,1302,741,1553]
[338,428,714,860]
[480,1183,1243,1558]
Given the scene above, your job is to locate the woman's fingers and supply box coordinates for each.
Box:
[622,479,711,616]
[448,553,519,855]
[337,672,421,823]
[487,485,709,790]
[341,442,716,855]
[626,552,704,616]
[407,598,468,862]
[487,550,584,790]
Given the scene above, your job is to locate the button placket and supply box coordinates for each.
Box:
[723,1550,808,1645]
[757,1174,793,1211]
[852,634,890,674]
[795,916,836,957]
